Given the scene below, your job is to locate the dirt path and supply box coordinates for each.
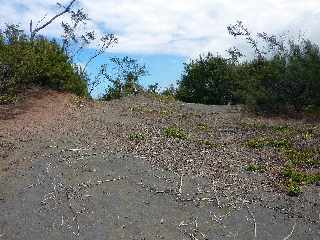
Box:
[0,92,319,239]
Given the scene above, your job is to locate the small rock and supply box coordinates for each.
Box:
[315,181,320,187]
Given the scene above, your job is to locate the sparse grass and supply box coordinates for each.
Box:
[150,93,176,103]
[200,140,220,149]
[240,122,295,134]
[245,124,320,196]
[270,125,291,133]
[197,123,209,131]
[303,129,314,140]
[287,180,302,196]
[239,122,268,130]
[284,148,319,167]
[283,167,320,185]
[0,94,17,104]
[164,127,188,140]
[160,109,173,117]
[128,132,145,141]
[245,164,265,173]
[129,106,156,114]
[246,138,290,149]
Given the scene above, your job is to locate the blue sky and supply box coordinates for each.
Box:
[1,0,320,96]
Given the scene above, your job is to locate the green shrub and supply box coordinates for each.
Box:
[0,24,88,99]
[284,148,319,167]
[176,34,320,114]
[245,164,265,173]
[128,132,145,141]
[164,127,188,140]
[176,53,236,105]
[246,138,290,149]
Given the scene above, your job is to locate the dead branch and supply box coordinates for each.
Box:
[245,203,257,239]
[283,222,297,240]
[178,174,183,195]
[30,0,77,41]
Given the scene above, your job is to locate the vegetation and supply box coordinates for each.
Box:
[246,138,290,149]
[176,54,235,105]
[164,127,188,140]
[128,132,145,141]
[245,123,319,196]
[245,164,265,173]
[102,57,147,101]
[176,21,320,114]
[0,25,88,101]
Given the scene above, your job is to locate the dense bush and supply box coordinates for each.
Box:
[0,24,88,101]
[236,39,320,113]
[176,53,235,105]
[176,38,320,114]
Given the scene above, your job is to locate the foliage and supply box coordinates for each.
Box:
[176,21,320,114]
[164,127,188,140]
[128,132,145,141]
[245,164,265,173]
[246,137,290,149]
[234,39,320,113]
[176,53,235,105]
[147,83,159,94]
[0,24,88,101]
[102,57,147,101]
[284,148,319,167]
[161,84,177,97]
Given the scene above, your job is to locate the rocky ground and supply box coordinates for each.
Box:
[0,90,319,239]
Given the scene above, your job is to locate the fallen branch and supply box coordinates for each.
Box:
[283,222,297,240]
[245,203,257,239]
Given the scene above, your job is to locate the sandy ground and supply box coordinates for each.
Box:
[0,90,319,239]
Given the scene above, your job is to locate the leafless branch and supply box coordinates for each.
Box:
[282,222,297,240]
[245,203,257,239]
[30,0,77,41]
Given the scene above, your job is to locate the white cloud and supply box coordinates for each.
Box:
[1,0,320,57]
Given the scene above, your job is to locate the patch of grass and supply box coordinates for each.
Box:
[246,138,290,149]
[284,148,319,167]
[164,127,188,140]
[160,109,173,117]
[283,167,320,185]
[303,129,314,140]
[240,122,268,130]
[287,180,302,197]
[128,132,145,141]
[197,123,209,131]
[245,164,265,173]
[270,125,291,133]
[0,94,17,104]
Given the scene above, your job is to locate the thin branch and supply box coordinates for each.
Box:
[245,203,257,239]
[178,174,183,195]
[30,0,77,40]
[283,222,297,240]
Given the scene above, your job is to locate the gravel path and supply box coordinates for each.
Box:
[0,92,319,239]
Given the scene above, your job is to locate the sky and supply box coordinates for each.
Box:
[1,0,320,96]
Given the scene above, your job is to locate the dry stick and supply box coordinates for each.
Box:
[66,188,80,237]
[283,222,297,240]
[245,204,257,239]
[178,174,183,195]
[212,180,222,208]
